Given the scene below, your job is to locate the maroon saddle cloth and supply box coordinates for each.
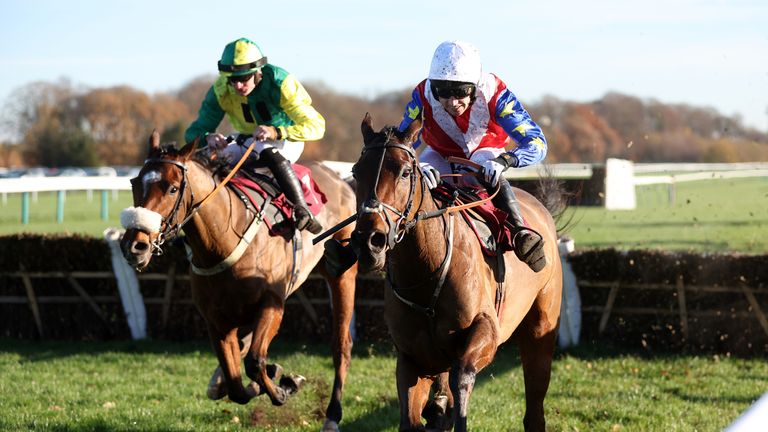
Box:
[228,164,327,238]
[432,184,514,257]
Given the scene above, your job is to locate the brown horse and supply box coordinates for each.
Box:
[351,114,563,432]
[120,132,357,432]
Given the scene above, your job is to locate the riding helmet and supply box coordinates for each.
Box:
[217,38,268,77]
[428,40,482,85]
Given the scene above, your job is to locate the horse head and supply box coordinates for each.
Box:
[351,113,422,272]
[120,131,198,270]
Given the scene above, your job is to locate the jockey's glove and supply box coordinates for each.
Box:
[419,162,441,189]
[483,153,519,186]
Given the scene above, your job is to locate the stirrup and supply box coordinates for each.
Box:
[513,229,546,272]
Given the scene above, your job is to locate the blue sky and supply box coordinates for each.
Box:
[1,0,767,133]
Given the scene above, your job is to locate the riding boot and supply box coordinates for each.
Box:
[261,148,324,234]
[492,178,547,272]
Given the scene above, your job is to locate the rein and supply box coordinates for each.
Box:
[175,141,255,230]
[356,142,500,247]
[312,146,497,245]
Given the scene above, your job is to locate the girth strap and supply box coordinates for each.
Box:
[185,199,268,276]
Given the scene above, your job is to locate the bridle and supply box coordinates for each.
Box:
[356,133,423,250]
[355,131,455,318]
[134,157,194,256]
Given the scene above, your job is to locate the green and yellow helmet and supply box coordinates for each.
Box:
[217,38,268,77]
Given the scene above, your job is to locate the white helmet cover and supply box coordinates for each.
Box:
[428,40,482,84]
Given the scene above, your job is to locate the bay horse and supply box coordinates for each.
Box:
[352,114,563,432]
[120,131,357,432]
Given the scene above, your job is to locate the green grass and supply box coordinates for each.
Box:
[0,339,764,431]
[563,176,768,253]
[0,190,132,237]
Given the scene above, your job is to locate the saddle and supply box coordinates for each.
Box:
[431,183,514,257]
[228,164,327,239]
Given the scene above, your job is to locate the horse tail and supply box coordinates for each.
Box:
[532,164,575,233]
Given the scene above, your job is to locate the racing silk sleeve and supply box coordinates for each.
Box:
[277,74,325,142]
[398,87,425,149]
[494,88,547,167]
[184,86,226,146]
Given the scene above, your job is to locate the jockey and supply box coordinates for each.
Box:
[185,37,324,234]
[398,40,547,272]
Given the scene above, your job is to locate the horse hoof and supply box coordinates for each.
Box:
[206,384,227,400]
[321,419,340,432]
[279,374,306,397]
[269,386,289,406]
[206,367,227,400]
[423,395,452,431]
[245,381,261,399]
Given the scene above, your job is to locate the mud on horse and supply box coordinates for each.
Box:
[351,114,563,432]
[120,131,357,432]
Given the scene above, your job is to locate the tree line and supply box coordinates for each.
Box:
[1,76,766,168]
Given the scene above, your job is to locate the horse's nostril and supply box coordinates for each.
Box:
[131,241,149,253]
[369,231,387,250]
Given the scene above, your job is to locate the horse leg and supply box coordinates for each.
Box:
[450,312,498,432]
[318,260,358,432]
[515,294,559,432]
[209,326,259,404]
[207,328,254,400]
[396,352,432,431]
[244,294,296,406]
[422,372,453,431]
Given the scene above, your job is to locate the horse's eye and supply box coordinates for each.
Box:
[170,186,179,194]
[401,168,412,179]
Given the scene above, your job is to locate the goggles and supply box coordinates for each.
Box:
[431,81,475,99]
[228,73,255,85]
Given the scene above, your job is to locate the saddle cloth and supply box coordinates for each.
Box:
[228,164,327,238]
[432,184,514,257]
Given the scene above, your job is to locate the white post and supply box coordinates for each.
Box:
[604,158,637,210]
[557,236,581,348]
[104,227,147,339]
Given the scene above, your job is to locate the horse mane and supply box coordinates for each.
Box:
[192,151,230,177]
[155,141,231,177]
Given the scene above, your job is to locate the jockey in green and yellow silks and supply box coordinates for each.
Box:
[184,37,325,234]
[184,38,325,152]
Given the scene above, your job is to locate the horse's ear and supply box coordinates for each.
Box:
[148,130,160,153]
[361,112,375,146]
[180,140,197,159]
[402,117,422,145]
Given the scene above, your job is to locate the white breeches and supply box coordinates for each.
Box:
[221,138,305,164]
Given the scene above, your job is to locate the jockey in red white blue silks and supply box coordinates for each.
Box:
[398,40,548,272]
[185,37,324,234]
